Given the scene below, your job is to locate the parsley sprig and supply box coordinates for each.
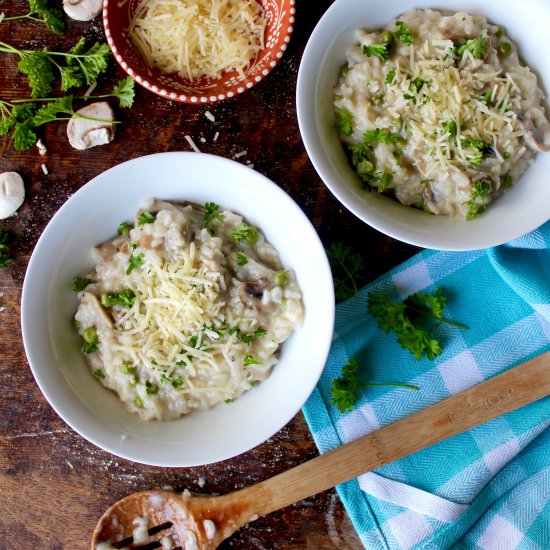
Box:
[0,38,111,98]
[326,242,366,301]
[100,289,136,308]
[364,127,402,144]
[0,78,135,150]
[1,0,65,34]
[368,289,468,360]
[230,223,259,244]
[0,229,13,268]
[335,108,353,136]
[331,357,418,414]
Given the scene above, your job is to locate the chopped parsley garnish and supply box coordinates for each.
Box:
[443,120,457,140]
[326,242,366,301]
[385,68,396,84]
[138,211,156,225]
[224,398,235,403]
[243,354,262,367]
[273,270,288,286]
[230,223,259,244]
[462,137,492,165]
[410,77,427,93]
[203,202,225,226]
[100,289,135,308]
[171,376,184,388]
[72,276,91,291]
[93,369,105,379]
[363,42,391,62]
[456,35,488,59]
[134,396,143,408]
[127,245,144,275]
[368,289,468,360]
[238,326,267,345]
[377,171,394,193]
[120,363,136,375]
[348,143,373,166]
[364,128,401,144]
[235,252,248,267]
[334,108,353,136]
[464,179,492,220]
[145,380,159,395]
[480,90,493,104]
[117,221,132,236]
[394,21,414,45]
[330,357,418,414]
[188,335,199,348]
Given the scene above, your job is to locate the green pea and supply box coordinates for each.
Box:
[380,30,394,45]
[501,175,513,189]
[274,271,289,286]
[83,326,97,344]
[498,42,512,57]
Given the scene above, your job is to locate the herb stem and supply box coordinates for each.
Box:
[366,382,419,391]
[407,303,469,330]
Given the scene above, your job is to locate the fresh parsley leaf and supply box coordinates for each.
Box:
[368,289,467,360]
[32,96,74,126]
[82,326,99,354]
[117,221,132,235]
[111,77,135,108]
[334,108,353,136]
[462,137,491,165]
[138,211,156,225]
[394,21,414,45]
[254,327,267,338]
[385,68,396,84]
[330,357,363,413]
[72,276,91,292]
[203,202,225,226]
[145,380,159,395]
[364,128,401,144]
[230,223,259,244]
[464,178,492,220]
[456,35,488,59]
[363,42,391,62]
[100,289,135,308]
[17,50,55,98]
[127,251,144,275]
[93,369,105,379]
[235,252,248,267]
[243,354,262,367]
[326,242,366,301]
[0,252,12,268]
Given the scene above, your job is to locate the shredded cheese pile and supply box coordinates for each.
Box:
[383,38,526,178]
[112,242,235,378]
[127,0,266,80]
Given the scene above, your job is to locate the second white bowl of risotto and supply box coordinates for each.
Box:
[297,0,550,250]
[21,152,335,466]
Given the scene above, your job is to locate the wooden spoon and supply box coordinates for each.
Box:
[92,352,550,550]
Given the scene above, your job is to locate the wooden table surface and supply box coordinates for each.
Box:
[0,1,419,547]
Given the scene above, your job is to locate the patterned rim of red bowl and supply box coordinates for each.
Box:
[102,0,295,104]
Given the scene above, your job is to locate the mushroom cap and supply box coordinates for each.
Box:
[67,102,116,151]
[0,172,25,220]
[63,0,103,21]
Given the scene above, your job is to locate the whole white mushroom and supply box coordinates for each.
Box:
[67,102,116,150]
[0,172,25,220]
[63,0,103,21]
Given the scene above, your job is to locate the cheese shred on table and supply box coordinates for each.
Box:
[128,0,266,80]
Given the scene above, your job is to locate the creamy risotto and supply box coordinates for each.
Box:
[73,200,303,420]
[334,9,550,218]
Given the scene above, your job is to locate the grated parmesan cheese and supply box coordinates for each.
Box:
[128,0,266,80]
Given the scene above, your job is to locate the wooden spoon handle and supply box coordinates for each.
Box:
[246,352,550,517]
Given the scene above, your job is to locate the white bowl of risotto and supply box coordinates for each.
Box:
[21,152,334,466]
[297,0,550,250]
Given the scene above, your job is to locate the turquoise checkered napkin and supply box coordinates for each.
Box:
[303,222,550,550]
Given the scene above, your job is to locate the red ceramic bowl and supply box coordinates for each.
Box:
[103,0,295,104]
